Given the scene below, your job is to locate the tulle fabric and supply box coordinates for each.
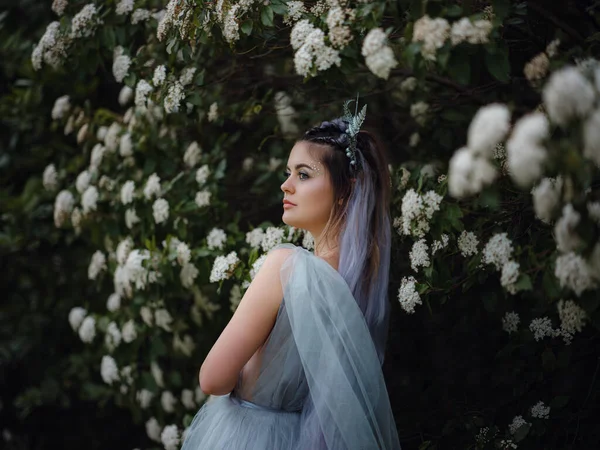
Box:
[181,244,400,450]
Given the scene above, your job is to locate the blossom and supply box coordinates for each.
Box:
[398,276,422,314]
[106,293,121,312]
[431,234,449,255]
[302,232,315,250]
[77,123,88,144]
[458,230,479,256]
[143,173,161,200]
[161,425,180,450]
[542,66,595,126]
[398,189,442,238]
[116,0,134,16]
[43,164,59,191]
[448,147,497,198]
[555,252,597,296]
[118,86,133,106]
[137,389,154,409]
[209,252,240,283]
[135,80,153,109]
[161,391,177,413]
[554,204,582,252]
[78,316,96,343]
[51,95,70,120]
[467,104,511,157]
[81,186,98,214]
[410,101,429,125]
[181,389,196,409]
[120,180,135,205]
[184,141,202,167]
[588,202,600,225]
[502,311,520,334]
[207,228,227,250]
[180,263,199,288]
[410,239,430,272]
[250,254,267,280]
[508,415,530,435]
[119,132,133,157]
[195,165,210,185]
[482,233,513,270]
[195,190,211,207]
[104,122,122,152]
[506,113,549,188]
[450,18,492,46]
[557,299,587,334]
[105,321,122,351]
[114,249,150,297]
[291,23,341,76]
[176,242,191,266]
[155,308,173,332]
[291,20,314,50]
[122,319,137,343]
[68,307,87,331]
[500,261,520,294]
[51,0,68,16]
[132,8,152,24]
[112,52,131,83]
[274,92,300,136]
[75,170,91,194]
[145,417,162,442]
[284,1,306,25]
[152,198,169,224]
[208,102,219,122]
[125,208,140,229]
[361,28,397,80]
[179,67,197,86]
[261,227,284,252]
[32,21,69,70]
[530,401,550,419]
[412,15,450,61]
[100,355,120,384]
[530,317,557,341]
[246,228,265,249]
[531,177,562,223]
[53,190,75,227]
[173,334,195,356]
[90,143,106,169]
[88,250,107,280]
[164,82,185,114]
[70,4,102,39]
[524,53,550,83]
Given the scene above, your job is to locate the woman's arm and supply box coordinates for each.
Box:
[198,247,293,395]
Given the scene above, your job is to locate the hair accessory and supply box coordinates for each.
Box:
[341,94,367,172]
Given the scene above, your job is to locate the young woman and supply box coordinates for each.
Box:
[181,111,401,449]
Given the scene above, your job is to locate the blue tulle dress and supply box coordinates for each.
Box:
[181,244,401,449]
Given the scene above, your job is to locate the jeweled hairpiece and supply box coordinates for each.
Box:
[341,94,367,172]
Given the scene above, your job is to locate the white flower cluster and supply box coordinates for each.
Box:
[207,228,227,250]
[209,252,240,283]
[114,249,151,298]
[396,189,443,238]
[557,299,587,334]
[413,15,492,61]
[180,263,199,288]
[326,6,354,49]
[506,112,549,188]
[457,230,479,257]
[208,102,219,122]
[100,355,120,384]
[361,28,398,80]
[502,311,520,334]
[508,415,529,435]
[161,424,180,450]
[52,95,71,120]
[261,226,285,252]
[249,254,268,280]
[431,234,449,255]
[184,141,202,168]
[531,176,563,223]
[554,252,597,297]
[88,250,107,280]
[52,0,68,16]
[274,92,299,136]
[246,228,265,249]
[482,233,514,270]
[218,0,256,43]
[68,307,87,332]
[32,21,70,70]
[153,198,169,224]
[135,80,153,110]
[196,165,210,185]
[529,317,557,341]
[543,66,595,127]
[397,276,422,314]
[115,0,134,16]
[163,81,184,114]
[530,401,550,419]
[157,0,194,41]
[448,104,510,198]
[409,239,430,272]
[195,190,211,208]
[112,47,131,83]
[291,20,341,77]
[43,164,59,191]
[70,4,102,39]
[554,203,583,253]
[132,8,152,24]
[284,1,306,26]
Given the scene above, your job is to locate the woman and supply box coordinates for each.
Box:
[181,106,401,449]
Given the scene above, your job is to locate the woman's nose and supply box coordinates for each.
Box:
[281,176,293,194]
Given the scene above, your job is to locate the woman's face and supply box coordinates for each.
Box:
[281,141,334,236]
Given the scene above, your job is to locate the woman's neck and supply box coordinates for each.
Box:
[312,232,340,270]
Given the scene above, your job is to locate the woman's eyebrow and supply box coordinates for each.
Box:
[285,163,315,171]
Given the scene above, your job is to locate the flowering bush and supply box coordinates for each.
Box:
[2,0,600,449]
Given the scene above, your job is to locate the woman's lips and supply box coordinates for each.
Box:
[283,200,296,209]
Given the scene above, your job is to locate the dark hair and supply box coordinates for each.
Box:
[300,117,392,362]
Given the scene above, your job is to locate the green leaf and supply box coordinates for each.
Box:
[550,395,570,409]
[241,19,253,35]
[261,7,274,27]
[492,0,511,21]
[445,5,463,17]
[447,49,471,85]
[514,273,533,292]
[485,48,510,83]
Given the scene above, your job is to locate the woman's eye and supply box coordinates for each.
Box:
[299,172,309,180]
